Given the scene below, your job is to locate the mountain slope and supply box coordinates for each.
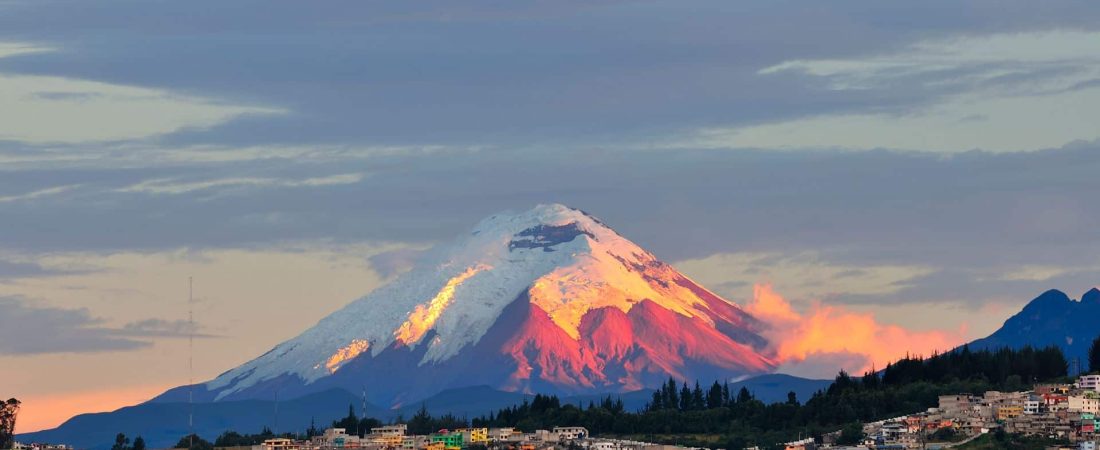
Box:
[728,374,831,404]
[168,204,775,406]
[967,287,1100,366]
[17,389,371,450]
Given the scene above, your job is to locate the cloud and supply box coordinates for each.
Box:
[691,31,1100,152]
[0,42,50,59]
[0,43,283,144]
[0,184,80,203]
[116,318,216,338]
[115,173,366,195]
[368,247,430,278]
[0,297,205,355]
[747,284,965,378]
[3,2,1097,149]
[673,251,932,301]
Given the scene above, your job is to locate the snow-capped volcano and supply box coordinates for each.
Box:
[191,204,775,405]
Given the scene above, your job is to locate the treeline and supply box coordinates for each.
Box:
[880,345,1067,387]
[158,345,1068,450]
[467,345,1068,449]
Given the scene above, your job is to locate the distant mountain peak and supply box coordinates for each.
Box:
[195,204,774,405]
[1083,287,1100,304]
[967,286,1100,366]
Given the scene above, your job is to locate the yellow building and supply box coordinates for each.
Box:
[460,428,488,445]
[996,405,1023,420]
[423,442,445,450]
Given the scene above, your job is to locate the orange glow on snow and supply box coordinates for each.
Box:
[527,251,713,340]
[394,264,490,344]
[747,284,964,374]
[323,339,370,373]
[15,384,171,434]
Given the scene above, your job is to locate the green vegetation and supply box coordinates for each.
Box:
[1,398,20,450]
[331,405,384,437]
[137,345,1065,450]
[1090,335,1100,374]
[954,429,1070,449]
[929,426,964,443]
[174,434,213,450]
[211,428,286,447]
[466,346,1066,449]
[835,422,863,445]
[110,433,147,450]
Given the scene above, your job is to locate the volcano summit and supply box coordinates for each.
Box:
[168,204,776,406]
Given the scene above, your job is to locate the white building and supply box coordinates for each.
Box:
[368,425,406,446]
[1024,399,1041,415]
[553,427,589,441]
[314,428,362,449]
[586,441,618,450]
[489,427,520,442]
[1080,375,1100,392]
[262,438,302,450]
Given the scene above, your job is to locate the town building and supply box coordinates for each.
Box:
[553,427,589,441]
[429,431,463,450]
[368,424,408,447]
[262,438,303,450]
[1079,375,1100,392]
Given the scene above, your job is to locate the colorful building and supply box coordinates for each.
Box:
[996,405,1024,421]
[430,431,463,450]
[459,428,488,445]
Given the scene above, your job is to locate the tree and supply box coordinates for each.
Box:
[706,382,724,409]
[1090,336,1100,374]
[111,433,131,450]
[307,418,320,438]
[786,391,798,405]
[736,387,753,404]
[0,399,20,450]
[132,436,146,450]
[678,382,692,411]
[175,434,213,450]
[665,378,679,411]
[690,382,705,410]
[836,422,864,445]
[408,405,433,435]
[333,404,360,435]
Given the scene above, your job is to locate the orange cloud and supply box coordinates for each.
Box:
[14,384,172,434]
[747,284,965,376]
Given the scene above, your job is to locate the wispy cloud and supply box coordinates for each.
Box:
[0,42,52,59]
[116,318,217,338]
[116,173,366,195]
[0,42,284,144]
[674,251,933,301]
[0,297,213,355]
[690,31,1100,152]
[0,184,80,203]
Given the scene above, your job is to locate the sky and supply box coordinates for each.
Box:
[2,0,1100,434]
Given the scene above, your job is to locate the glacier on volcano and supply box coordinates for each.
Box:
[186,204,775,406]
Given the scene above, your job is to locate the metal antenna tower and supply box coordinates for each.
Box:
[189,276,194,450]
[274,389,280,436]
[361,386,367,437]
